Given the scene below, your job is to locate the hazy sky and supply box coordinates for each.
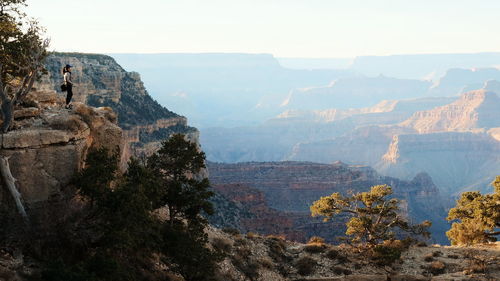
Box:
[26,0,500,58]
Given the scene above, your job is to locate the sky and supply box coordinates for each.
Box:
[26,0,500,58]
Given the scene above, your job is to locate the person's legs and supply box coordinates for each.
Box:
[65,84,73,107]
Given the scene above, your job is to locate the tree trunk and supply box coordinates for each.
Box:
[0,96,14,133]
[0,156,29,223]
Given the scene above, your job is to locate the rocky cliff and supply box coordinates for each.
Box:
[0,90,122,212]
[36,53,198,161]
[376,90,500,194]
[208,161,449,243]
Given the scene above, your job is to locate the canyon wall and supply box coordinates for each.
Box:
[208,161,449,243]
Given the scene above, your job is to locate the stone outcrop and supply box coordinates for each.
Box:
[208,161,449,243]
[0,90,122,206]
[36,53,198,161]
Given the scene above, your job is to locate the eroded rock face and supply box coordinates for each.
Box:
[0,90,122,205]
[36,53,198,161]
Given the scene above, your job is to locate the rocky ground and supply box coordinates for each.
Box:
[206,227,500,281]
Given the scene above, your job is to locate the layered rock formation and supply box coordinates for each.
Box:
[401,90,500,133]
[0,90,122,209]
[377,90,500,193]
[36,53,198,161]
[202,97,454,163]
[208,161,449,243]
[287,125,415,166]
[284,90,500,195]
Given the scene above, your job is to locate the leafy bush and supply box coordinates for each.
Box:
[295,256,317,276]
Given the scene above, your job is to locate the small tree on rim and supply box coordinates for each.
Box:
[310,184,431,246]
[446,176,500,245]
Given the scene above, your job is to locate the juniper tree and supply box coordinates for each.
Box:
[446,176,500,245]
[311,184,431,246]
[0,0,49,132]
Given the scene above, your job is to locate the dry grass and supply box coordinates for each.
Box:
[428,261,446,275]
[212,237,233,253]
[304,243,327,254]
[258,257,274,270]
[464,257,487,275]
[267,234,286,240]
[246,232,258,239]
[308,236,325,244]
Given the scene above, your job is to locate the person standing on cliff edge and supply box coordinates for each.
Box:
[62,64,74,109]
